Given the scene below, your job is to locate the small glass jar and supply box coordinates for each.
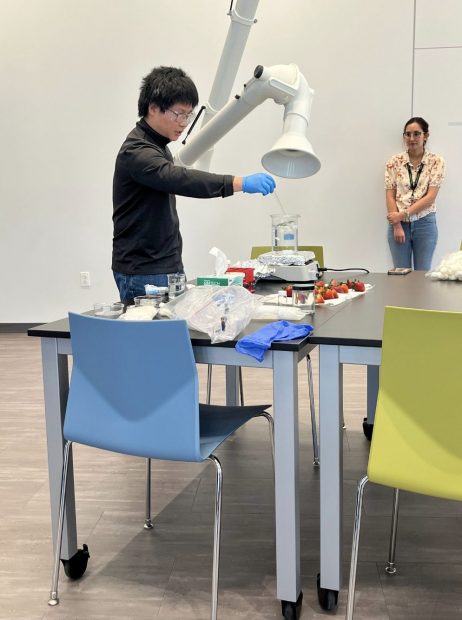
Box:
[134,294,163,307]
[93,302,124,318]
[292,284,315,314]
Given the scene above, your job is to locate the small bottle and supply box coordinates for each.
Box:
[292,283,315,314]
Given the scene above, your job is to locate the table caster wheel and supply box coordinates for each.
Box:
[61,544,90,579]
[281,591,303,619]
[317,573,338,611]
[362,417,374,441]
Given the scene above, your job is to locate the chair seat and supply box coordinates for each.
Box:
[199,403,270,457]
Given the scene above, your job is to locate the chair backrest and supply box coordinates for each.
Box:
[65,313,203,462]
[367,306,462,501]
[250,245,324,267]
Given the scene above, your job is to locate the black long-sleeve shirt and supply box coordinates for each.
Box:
[112,119,234,275]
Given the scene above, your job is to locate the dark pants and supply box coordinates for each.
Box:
[113,272,170,303]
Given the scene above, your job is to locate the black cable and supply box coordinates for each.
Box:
[319,267,370,274]
[181,105,206,145]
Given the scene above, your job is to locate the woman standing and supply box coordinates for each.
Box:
[385,117,445,270]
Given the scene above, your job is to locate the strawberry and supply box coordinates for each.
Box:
[315,280,325,288]
[315,293,325,304]
[346,279,354,289]
[285,285,293,297]
[353,280,365,292]
[329,278,338,287]
[323,288,334,300]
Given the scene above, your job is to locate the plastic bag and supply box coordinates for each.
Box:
[166,286,262,343]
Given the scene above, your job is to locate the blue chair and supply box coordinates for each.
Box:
[48,313,273,619]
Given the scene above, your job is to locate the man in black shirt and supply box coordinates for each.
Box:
[112,66,276,302]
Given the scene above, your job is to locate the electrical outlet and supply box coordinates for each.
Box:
[80,271,91,287]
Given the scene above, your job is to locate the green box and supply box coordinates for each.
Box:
[196,273,244,287]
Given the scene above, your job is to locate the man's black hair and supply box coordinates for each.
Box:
[138,66,199,117]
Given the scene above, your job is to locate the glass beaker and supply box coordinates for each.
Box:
[167,273,186,300]
[271,214,300,252]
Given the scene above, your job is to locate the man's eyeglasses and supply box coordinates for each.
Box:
[165,109,196,124]
[403,131,423,139]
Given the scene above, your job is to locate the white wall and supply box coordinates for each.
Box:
[1,0,456,323]
[413,0,462,265]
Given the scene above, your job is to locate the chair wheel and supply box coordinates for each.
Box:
[317,573,338,611]
[61,544,90,579]
[362,417,374,441]
[281,591,303,619]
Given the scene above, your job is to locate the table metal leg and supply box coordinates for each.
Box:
[225,366,239,406]
[273,350,301,604]
[319,344,343,597]
[41,338,77,560]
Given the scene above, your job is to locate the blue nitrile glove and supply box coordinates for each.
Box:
[242,173,276,196]
[235,320,313,362]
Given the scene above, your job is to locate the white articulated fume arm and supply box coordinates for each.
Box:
[194,0,260,171]
[175,63,321,179]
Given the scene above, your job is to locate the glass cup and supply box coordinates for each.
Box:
[292,285,315,315]
[93,302,124,318]
[134,294,163,307]
[271,214,300,253]
[167,273,186,300]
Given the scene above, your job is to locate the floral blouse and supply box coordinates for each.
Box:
[384,150,445,221]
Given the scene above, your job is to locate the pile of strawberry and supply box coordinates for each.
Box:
[315,278,365,304]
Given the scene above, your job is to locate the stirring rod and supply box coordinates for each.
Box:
[274,190,286,214]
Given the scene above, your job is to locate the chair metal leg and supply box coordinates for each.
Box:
[144,458,153,530]
[385,488,400,575]
[306,355,320,466]
[48,440,73,606]
[259,412,275,474]
[346,475,369,620]
[238,367,244,405]
[208,455,223,620]
[206,364,213,405]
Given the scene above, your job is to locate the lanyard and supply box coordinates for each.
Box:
[406,162,424,195]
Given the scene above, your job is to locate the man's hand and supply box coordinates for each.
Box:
[242,173,276,196]
[393,223,406,244]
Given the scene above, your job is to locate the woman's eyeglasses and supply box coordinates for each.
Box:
[403,131,423,139]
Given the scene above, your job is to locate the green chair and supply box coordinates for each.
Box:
[207,245,323,467]
[346,306,462,619]
[250,245,324,267]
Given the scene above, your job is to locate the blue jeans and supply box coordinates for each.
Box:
[113,272,171,303]
[387,213,438,271]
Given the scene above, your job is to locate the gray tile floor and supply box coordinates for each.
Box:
[1,333,462,619]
